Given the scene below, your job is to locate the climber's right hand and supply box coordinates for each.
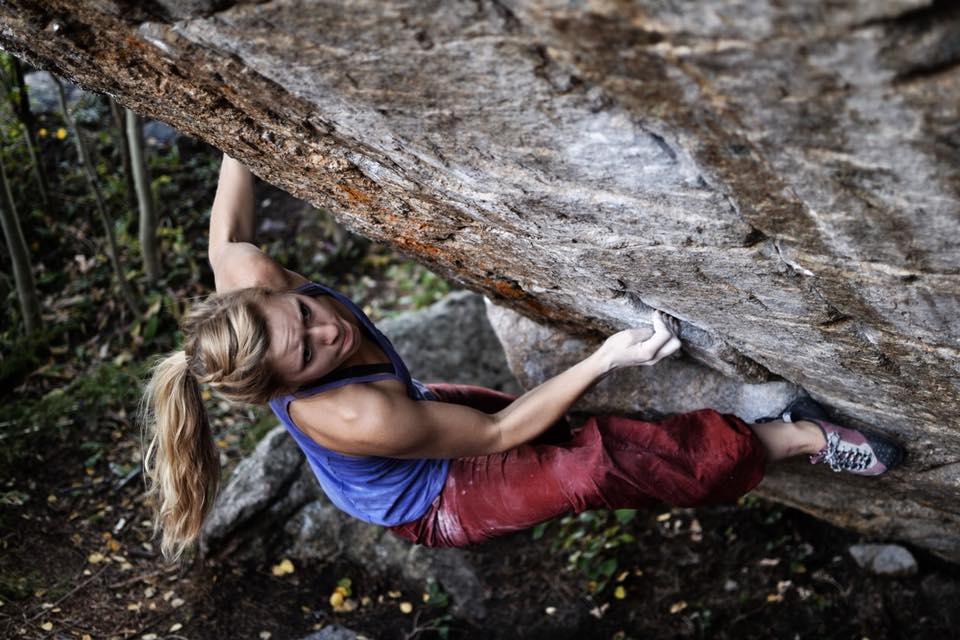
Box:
[597,310,682,373]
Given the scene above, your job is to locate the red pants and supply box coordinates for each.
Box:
[388,383,767,547]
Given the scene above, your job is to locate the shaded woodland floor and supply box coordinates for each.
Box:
[2,407,958,640]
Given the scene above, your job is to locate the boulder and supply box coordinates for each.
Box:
[3,0,957,559]
[848,543,919,577]
[380,291,521,394]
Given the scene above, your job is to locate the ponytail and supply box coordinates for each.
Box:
[139,350,220,564]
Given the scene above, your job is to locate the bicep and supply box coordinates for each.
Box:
[305,390,504,459]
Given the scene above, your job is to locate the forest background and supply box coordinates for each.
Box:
[0,55,957,640]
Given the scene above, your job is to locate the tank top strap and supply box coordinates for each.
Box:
[290,280,421,400]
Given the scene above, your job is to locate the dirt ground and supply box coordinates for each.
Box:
[2,411,958,640]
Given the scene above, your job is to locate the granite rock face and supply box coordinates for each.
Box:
[2,2,957,556]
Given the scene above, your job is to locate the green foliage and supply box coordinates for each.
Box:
[419,578,454,640]
[533,509,638,594]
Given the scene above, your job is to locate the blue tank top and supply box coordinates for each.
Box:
[267,281,450,526]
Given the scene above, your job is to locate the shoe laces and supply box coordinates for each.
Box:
[811,431,874,473]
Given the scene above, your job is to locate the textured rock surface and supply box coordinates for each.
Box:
[484,299,801,422]
[380,290,521,394]
[849,544,919,577]
[2,1,957,554]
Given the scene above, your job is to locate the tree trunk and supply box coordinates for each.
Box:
[51,74,140,317]
[0,151,42,334]
[10,58,48,207]
[109,98,138,213]
[125,107,160,283]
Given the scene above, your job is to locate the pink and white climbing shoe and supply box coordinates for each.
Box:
[782,397,905,476]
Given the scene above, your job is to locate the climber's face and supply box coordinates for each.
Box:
[258,292,362,389]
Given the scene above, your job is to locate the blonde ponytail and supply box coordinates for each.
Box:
[139,287,279,563]
[140,350,220,564]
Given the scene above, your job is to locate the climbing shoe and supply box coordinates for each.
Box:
[782,396,905,476]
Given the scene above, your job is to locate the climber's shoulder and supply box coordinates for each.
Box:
[211,241,307,293]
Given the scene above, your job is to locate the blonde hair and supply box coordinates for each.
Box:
[139,287,283,563]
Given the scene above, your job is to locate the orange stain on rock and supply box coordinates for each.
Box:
[335,182,373,204]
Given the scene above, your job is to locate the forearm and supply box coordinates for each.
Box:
[493,351,611,451]
[208,154,255,261]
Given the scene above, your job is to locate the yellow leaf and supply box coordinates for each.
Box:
[38,127,48,137]
[614,586,626,600]
[41,622,53,631]
[766,593,784,603]
[107,539,121,551]
[202,389,213,401]
[399,601,413,614]
[56,127,67,139]
[271,558,295,576]
[329,591,344,608]
[88,552,105,564]
[669,600,687,614]
[46,494,57,503]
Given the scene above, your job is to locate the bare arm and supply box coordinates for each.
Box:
[295,311,682,458]
[208,154,306,293]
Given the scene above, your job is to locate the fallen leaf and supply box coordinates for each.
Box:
[271,558,295,576]
[758,558,780,567]
[656,512,671,522]
[589,603,609,619]
[40,622,53,631]
[670,601,688,614]
[614,586,626,600]
[766,593,784,603]
[88,552,105,564]
[169,623,182,632]
[399,602,413,614]
[387,590,401,599]
[171,597,185,608]
[259,632,271,640]
[545,606,557,615]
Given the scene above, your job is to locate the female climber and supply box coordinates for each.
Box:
[140,154,904,563]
